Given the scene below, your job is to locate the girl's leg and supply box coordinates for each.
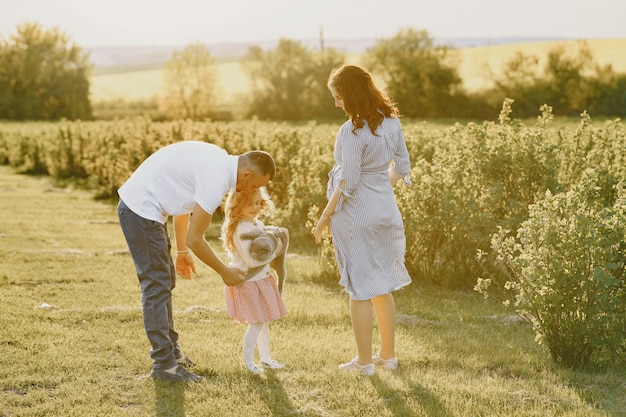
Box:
[350,298,373,365]
[257,322,271,363]
[257,323,272,363]
[243,323,264,370]
[258,323,284,368]
[372,293,396,359]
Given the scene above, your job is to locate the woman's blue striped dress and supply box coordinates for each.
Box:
[327,116,412,301]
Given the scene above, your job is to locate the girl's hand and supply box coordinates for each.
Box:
[176,251,196,280]
[313,214,331,244]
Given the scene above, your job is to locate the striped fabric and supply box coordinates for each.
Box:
[328,116,413,301]
[225,274,287,324]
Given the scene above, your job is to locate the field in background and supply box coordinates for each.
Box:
[90,60,252,102]
[90,38,626,103]
[453,38,626,91]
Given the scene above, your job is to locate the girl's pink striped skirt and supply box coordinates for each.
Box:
[225,274,287,324]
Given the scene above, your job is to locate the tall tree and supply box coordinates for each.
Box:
[0,22,93,120]
[160,43,220,120]
[488,42,613,117]
[363,28,462,118]
[242,39,344,120]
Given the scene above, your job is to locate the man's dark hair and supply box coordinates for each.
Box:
[240,150,276,180]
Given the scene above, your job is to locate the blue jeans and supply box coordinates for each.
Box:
[117,200,180,371]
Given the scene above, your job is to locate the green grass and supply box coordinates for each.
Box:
[0,165,624,416]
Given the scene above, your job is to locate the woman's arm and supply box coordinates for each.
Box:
[323,180,343,217]
[388,167,402,186]
[313,180,343,244]
[390,128,412,186]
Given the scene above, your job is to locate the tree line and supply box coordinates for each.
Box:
[1,23,625,121]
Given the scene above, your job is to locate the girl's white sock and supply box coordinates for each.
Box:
[257,322,271,363]
[243,323,264,368]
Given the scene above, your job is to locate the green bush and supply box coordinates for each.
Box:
[397,101,560,288]
[477,170,626,368]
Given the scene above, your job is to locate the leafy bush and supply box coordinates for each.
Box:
[397,101,560,288]
[477,170,626,368]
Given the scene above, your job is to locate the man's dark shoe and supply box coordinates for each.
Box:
[152,366,205,382]
[176,355,196,367]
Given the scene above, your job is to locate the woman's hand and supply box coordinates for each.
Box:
[313,213,331,244]
[175,251,197,280]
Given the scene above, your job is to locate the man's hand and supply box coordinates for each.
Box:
[175,251,196,280]
[221,267,246,287]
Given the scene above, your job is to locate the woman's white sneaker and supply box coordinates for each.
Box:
[373,353,398,370]
[338,357,375,376]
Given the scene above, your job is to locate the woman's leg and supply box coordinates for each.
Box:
[350,298,373,365]
[372,293,396,359]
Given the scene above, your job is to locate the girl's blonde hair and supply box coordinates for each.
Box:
[220,187,275,253]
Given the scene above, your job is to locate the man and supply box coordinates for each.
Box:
[117,141,275,382]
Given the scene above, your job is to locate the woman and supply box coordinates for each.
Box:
[314,64,412,376]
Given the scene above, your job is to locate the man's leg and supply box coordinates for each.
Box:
[118,201,178,372]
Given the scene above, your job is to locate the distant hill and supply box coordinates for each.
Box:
[89,36,565,73]
[90,37,626,102]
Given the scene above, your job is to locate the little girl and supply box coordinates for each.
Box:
[221,187,288,374]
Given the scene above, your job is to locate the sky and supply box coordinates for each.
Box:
[1,0,625,48]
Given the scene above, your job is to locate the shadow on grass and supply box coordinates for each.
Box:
[369,374,450,417]
[255,370,301,416]
[154,379,187,417]
[568,367,626,417]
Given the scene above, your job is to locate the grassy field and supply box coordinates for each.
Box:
[1,164,625,416]
[90,38,626,102]
[90,60,253,102]
[451,38,626,91]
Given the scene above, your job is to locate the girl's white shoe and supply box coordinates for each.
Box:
[247,364,265,374]
[261,359,285,369]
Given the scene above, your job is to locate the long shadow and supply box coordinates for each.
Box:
[153,380,187,417]
[254,370,301,416]
[369,372,450,417]
[567,366,626,417]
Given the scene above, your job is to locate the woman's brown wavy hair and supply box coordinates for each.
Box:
[327,64,399,135]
